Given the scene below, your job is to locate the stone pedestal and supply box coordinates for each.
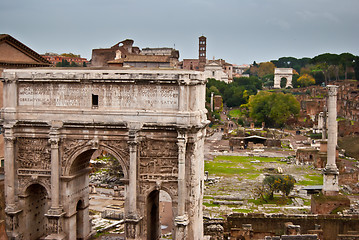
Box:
[5,209,22,240]
[125,217,141,240]
[175,215,189,240]
[323,168,339,196]
[45,211,66,240]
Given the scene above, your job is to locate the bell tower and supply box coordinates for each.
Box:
[198,36,206,71]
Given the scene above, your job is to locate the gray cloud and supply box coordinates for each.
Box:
[1,0,358,64]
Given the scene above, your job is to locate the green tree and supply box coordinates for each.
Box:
[297,74,316,87]
[206,77,262,108]
[355,57,359,80]
[263,174,296,199]
[248,91,300,127]
[258,62,275,78]
[60,52,80,58]
[70,61,79,67]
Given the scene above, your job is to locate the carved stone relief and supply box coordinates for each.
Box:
[140,139,178,158]
[17,138,51,169]
[139,139,178,181]
[18,176,51,196]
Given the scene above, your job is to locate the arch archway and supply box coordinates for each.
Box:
[63,145,128,239]
[274,68,293,88]
[146,189,174,239]
[147,190,160,240]
[76,200,85,240]
[64,144,129,179]
[280,77,288,88]
[23,184,49,240]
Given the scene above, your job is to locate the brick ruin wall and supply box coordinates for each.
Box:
[223,213,359,240]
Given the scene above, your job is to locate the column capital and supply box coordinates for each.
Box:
[4,135,16,144]
[177,130,188,142]
[48,137,60,148]
[327,85,338,97]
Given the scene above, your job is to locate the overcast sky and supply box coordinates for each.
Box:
[1,0,358,65]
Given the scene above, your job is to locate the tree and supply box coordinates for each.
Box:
[355,56,359,80]
[206,77,262,108]
[248,91,300,127]
[297,74,315,87]
[258,62,275,78]
[60,52,81,58]
[263,174,296,199]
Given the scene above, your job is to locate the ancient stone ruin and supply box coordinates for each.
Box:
[1,69,208,239]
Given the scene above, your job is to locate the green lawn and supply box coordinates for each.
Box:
[205,156,282,176]
[228,109,242,118]
[297,174,323,185]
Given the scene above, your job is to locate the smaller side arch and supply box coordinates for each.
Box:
[20,179,51,198]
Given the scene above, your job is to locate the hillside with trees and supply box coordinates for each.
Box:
[206,52,359,128]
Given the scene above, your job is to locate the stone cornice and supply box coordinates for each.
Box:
[1,69,205,85]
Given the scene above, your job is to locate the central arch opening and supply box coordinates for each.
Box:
[280,77,288,88]
[67,147,127,238]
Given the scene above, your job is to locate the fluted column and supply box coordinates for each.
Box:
[128,132,138,217]
[323,85,339,195]
[4,126,16,212]
[175,131,188,239]
[326,85,338,170]
[125,123,142,240]
[49,135,61,212]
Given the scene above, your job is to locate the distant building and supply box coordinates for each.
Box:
[182,36,236,82]
[233,64,250,77]
[203,58,234,83]
[182,59,200,70]
[0,34,51,221]
[42,53,89,66]
[91,39,179,68]
[0,34,51,70]
[204,61,229,83]
[198,36,207,71]
[182,36,206,71]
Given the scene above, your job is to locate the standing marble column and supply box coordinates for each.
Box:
[4,126,16,212]
[175,131,189,239]
[49,133,61,213]
[323,85,339,195]
[128,131,138,217]
[125,124,142,240]
[45,122,65,240]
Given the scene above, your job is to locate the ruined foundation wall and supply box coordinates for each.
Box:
[226,213,359,240]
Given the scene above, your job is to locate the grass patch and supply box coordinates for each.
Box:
[298,174,323,185]
[205,156,284,176]
[203,202,220,207]
[203,196,214,200]
[233,208,252,213]
[229,109,242,118]
[248,196,293,206]
[246,173,261,180]
[303,199,311,206]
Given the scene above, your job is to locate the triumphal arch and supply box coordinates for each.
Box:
[274,68,293,88]
[1,68,208,239]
